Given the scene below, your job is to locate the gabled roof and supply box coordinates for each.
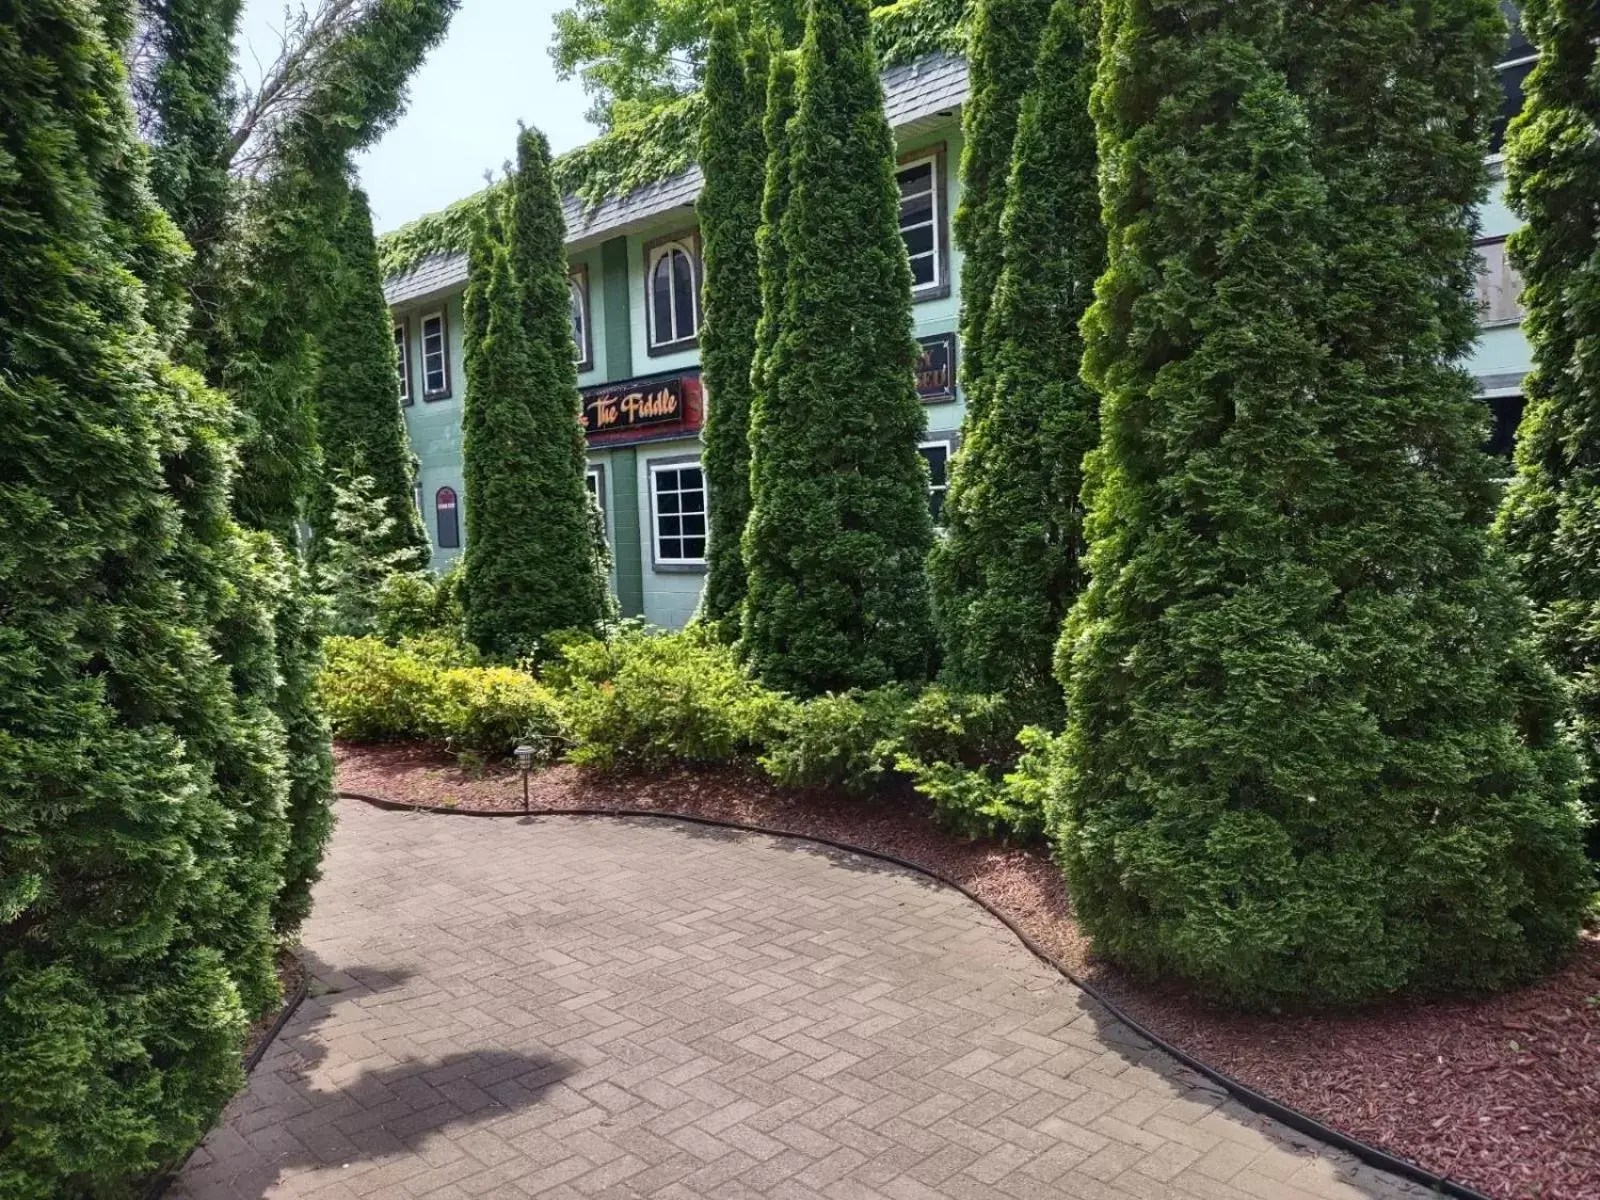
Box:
[385,52,971,307]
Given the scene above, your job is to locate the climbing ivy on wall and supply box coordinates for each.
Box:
[377,0,968,280]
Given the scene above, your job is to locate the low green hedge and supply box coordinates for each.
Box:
[322,636,561,758]
[320,627,1048,841]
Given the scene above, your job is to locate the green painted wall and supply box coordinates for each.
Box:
[598,234,646,617]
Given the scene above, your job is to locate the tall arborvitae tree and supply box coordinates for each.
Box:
[927,0,1099,718]
[741,0,935,694]
[1057,0,1591,1007]
[310,183,430,565]
[197,0,455,931]
[0,1,290,1190]
[697,13,770,641]
[143,0,243,366]
[1495,0,1600,860]
[949,0,1051,413]
[746,51,798,489]
[462,128,608,660]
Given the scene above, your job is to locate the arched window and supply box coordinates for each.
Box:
[647,236,699,352]
[435,486,460,549]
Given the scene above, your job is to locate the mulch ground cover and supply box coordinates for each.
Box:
[335,741,1600,1200]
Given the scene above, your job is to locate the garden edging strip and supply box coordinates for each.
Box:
[142,972,309,1200]
[338,788,1493,1200]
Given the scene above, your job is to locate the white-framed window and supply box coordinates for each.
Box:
[394,321,412,405]
[897,153,944,295]
[435,486,460,549]
[1484,392,1525,462]
[646,233,700,353]
[1475,237,1525,327]
[918,440,953,524]
[585,466,604,518]
[570,267,593,372]
[649,459,707,566]
[421,310,450,399]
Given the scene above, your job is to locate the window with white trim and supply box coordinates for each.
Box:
[585,467,603,519]
[394,321,412,405]
[421,310,450,398]
[897,156,942,294]
[918,441,952,523]
[649,461,707,565]
[1484,394,1524,461]
[646,235,699,352]
[570,269,592,371]
[435,486,460,549]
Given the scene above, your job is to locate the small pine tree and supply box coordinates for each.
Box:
[949,0,1052,414]
[697,13,770,641]
[1057,0,1591,1007]
[319,474,428,636]
[310,183,430,564]
[462,127,609,660]
[741,0,935,695]
[1495,0,1600,861]
[928,0,1100,719]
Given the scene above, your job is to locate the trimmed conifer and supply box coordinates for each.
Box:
[927,0,1099,718]
[1495,0,1600,861]
[740,0,935,695]
[310,183,430,566]
[949,0,1051,411]
[462,127,609,660]
[1056,0,1591,1006]
[697,13,769,642]
[0,2,281,1189]
[747,51,799,475]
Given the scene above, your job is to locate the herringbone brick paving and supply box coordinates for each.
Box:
[172,799,1432,1200]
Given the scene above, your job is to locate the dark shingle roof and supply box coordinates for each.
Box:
[385,53,971,305]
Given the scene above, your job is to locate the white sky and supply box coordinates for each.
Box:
[237,0,600,233]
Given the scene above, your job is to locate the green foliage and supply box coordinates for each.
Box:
[759,687,911,794]
[898,725,1055,842]
[323,638,560,756]
[697,16,769,641]
[748,52,798,481]
[929,0,1100,719]
[1058,0,1591,1007]
[377,0,967,282]
[461,127,610,661]
[376,561,467,643]
[949,0,1050,405]
[557,630,786,769]
[1496,0,1600,863]
[319,475,429,636]
[310,185,429,563]
[142,0,244,368]
[741,0,936,695]
[547,0,957,130]
[0,2,291,1189]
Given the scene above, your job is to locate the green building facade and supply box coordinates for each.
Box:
[386,36,1535,630]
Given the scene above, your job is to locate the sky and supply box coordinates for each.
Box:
[237,0,600,234]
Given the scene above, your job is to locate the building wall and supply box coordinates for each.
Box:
[395,291,468,573]
[390,118,1528,633]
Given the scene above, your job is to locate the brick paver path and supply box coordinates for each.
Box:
[174,799,1430,1200]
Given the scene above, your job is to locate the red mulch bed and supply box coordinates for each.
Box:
[335,742,1600,1200]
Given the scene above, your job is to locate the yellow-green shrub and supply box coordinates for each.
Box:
[322,637,559,757]
[556,628,786,769]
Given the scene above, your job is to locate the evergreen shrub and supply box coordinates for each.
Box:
[376,563,466,643]
[758,687,912,794]
[897,726,1056,843]
[322,638,560,756]
[556,630,786,769]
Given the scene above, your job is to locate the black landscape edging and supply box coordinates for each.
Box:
[339,789,1492,1200]
[141,971,310,1200]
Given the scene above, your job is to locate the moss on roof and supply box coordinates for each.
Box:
[378,0,967,280]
